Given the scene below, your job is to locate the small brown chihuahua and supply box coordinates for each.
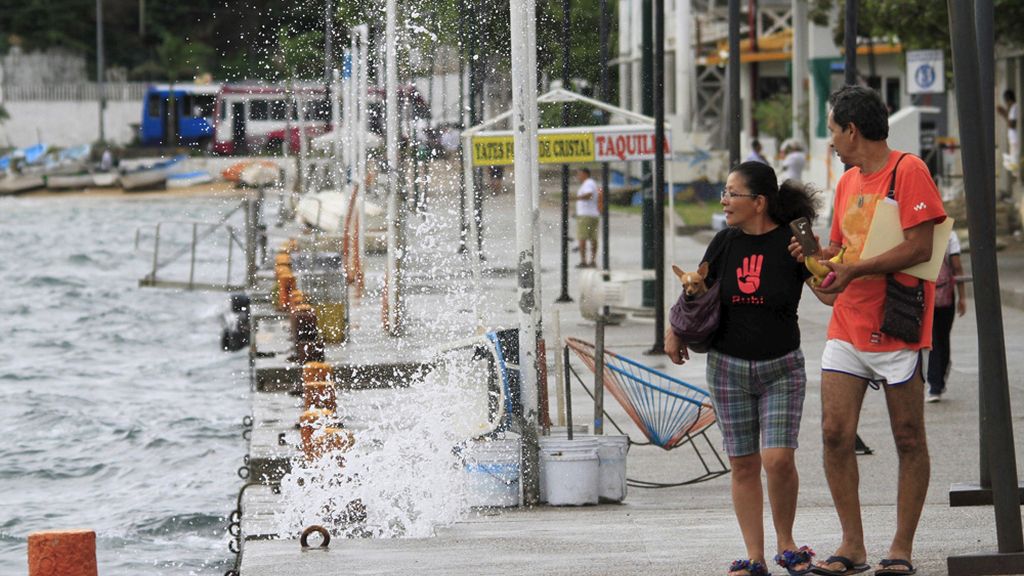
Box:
[672,262,710,299]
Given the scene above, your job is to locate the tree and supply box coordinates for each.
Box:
[810,0,1024,56]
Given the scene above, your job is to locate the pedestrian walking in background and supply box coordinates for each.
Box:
[666,161,826,576]
[573,167,600,268]
[746,139,769,164]
[781,140,807,183]
[997,89,1018,177]
[793,85,946,576]
[926,231,967,403]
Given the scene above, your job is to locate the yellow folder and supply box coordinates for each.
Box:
[860,198,954,282]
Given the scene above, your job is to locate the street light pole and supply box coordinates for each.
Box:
[557,0,573,303]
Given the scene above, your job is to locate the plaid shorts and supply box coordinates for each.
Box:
[706,348,807,458]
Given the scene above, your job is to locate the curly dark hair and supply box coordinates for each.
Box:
[829,85,889,142]
[730,161,820,225]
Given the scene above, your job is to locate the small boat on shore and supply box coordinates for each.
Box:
[120,156,185,192]
[0,143,51,195]
[91,171,120,187]
[167,171,213,189]
[44,171,94,190]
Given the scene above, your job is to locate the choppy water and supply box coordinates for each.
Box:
[0,194,250,575]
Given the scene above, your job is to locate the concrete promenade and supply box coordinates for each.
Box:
[240,170,1024,575]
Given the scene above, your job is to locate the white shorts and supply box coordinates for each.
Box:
[821,339,921,386]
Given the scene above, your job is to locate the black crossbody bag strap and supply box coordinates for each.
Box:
[886,153,911,200]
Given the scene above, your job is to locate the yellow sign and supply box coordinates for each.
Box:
[472,133,596,166]
[471,136,515,166]
[537,133,594,164]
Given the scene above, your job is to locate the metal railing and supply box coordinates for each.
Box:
[3,82,150,102]
[136,199,258,292]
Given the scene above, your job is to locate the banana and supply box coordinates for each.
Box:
[807,246,846,287]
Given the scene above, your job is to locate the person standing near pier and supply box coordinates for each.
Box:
[573,167,600,268]
[794,85,946,576]
[665,161,823,576]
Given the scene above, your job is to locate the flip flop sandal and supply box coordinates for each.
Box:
[874,559,916,576]
[810,555,871,576]
[775,546,816,575]
[729,559,771,576]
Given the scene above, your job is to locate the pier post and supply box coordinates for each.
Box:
[246,195,258,289]
[510,0,543,506]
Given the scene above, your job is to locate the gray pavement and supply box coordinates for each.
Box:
[239,164,1024,575]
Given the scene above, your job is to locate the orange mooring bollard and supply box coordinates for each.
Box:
[304,381,337,411]
[28,529,98,576]
[277,272,295,311]
[302,361,333,383]
[300,408,334,457]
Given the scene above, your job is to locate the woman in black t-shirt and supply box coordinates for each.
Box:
[666,162,823,576]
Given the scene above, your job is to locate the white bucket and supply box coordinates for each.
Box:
[595,435,629,502]
[539,436,600,506]
[462,436,521,508]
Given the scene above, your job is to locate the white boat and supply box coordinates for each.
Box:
[295,188,384,238]
[45,171,93,190]
[0,173,45,195]
[0,143,50,195]
[91,171,119,187]
[166,171,213,189]
[120,156,184,192]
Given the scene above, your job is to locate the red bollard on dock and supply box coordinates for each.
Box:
[28,529,98,576]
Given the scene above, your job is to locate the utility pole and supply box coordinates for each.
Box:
[384,0,403,336]
[96,0,106,144]
[324,0,334,81]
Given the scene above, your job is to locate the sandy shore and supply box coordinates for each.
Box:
[18,180,249,200]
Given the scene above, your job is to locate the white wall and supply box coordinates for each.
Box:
[0,100,140,148]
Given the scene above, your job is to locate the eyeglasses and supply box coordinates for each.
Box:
[721,189,759,200]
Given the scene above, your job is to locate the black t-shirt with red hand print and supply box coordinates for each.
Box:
[702,225,811,361]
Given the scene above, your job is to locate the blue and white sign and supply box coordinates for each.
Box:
[907,49,944,94]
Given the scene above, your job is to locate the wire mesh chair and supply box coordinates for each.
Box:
[565,337,729,487]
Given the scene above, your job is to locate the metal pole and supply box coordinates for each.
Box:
[792,0,808,144]
[946,0,1024,568]
[599,0,611,272]
[844,0,857,86]
[332,68,344,191]
[651,0,665,353]
[324,0,334,82]
[189,223,197,289]
[457,0,469,254]
[557,0,573,303]
[510,0,542,505]
[246,196,258,288]
[976,0,995,490]
[728,0,740,166]
[641,0,655,305]
[553,308,566,427]
[675,0,693,132]
[96,0,106,143]
[385,0,401,336]
[594,318,605,434]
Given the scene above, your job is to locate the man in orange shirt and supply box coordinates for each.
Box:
[793,86,946,576]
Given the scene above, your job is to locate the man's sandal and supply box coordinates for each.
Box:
[729,559,772,576]
[775,546,816,576]
[874,559,916,576]
[810,555,871,576]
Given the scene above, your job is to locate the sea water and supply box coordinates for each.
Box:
[0,194,250,575]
